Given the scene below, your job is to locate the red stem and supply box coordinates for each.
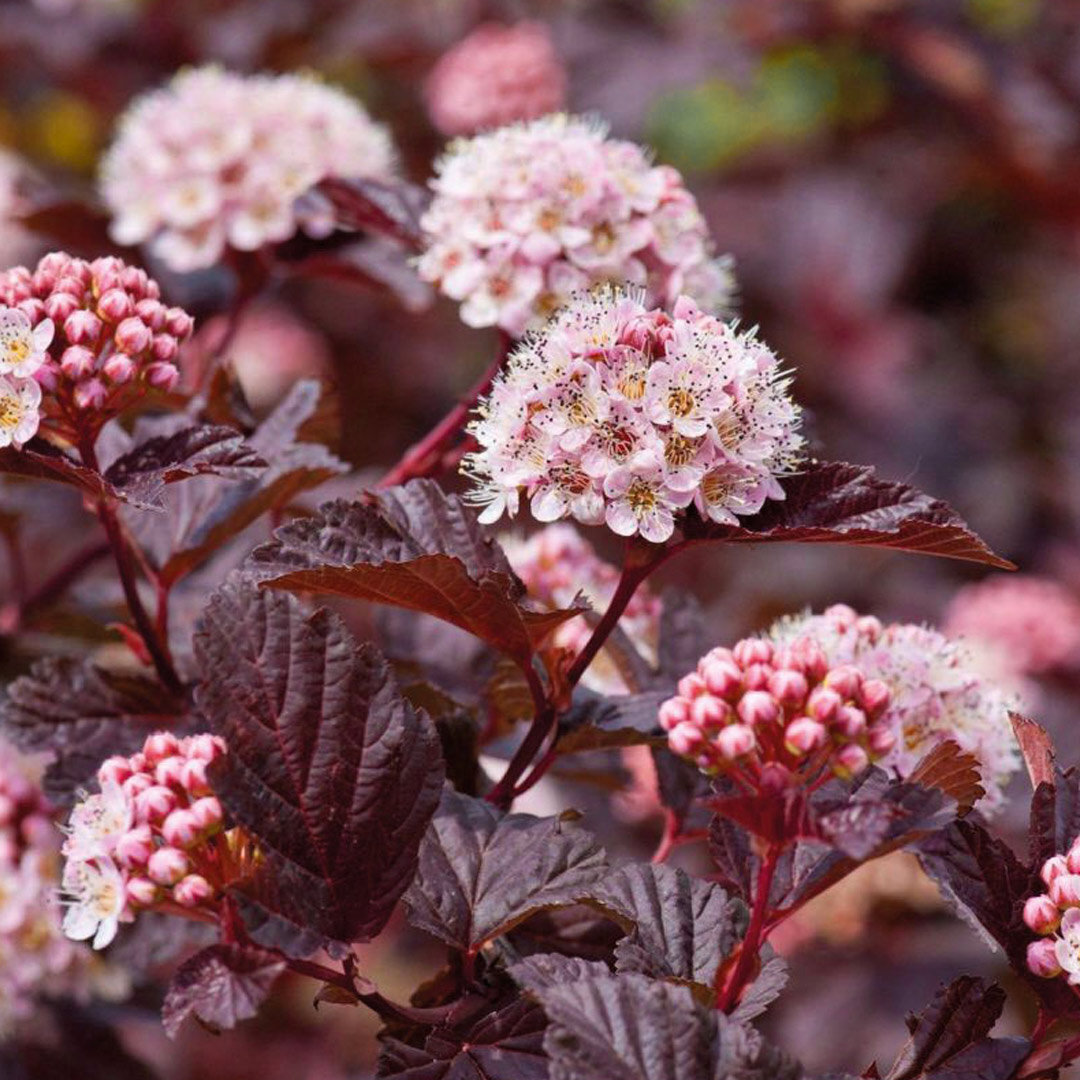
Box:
[716,846,779,1012]
[379,331,511,489]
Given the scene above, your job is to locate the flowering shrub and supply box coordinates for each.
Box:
[418,116,736,335]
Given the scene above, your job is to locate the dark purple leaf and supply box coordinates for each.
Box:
[1029,763,1080,868]
[509,955,612,992]
[312,175,430,249]
[286,238,432,310]
[883,976,1029,1080]
[1011,714,1056,790]
[377,997,549,1079]
[247,480,583,663]
[0,441,120,501]
[403,789,608,953]
[682,461,1013,569]
[194,578,444,956]
[730,955,789,1024]
[0,658,188,805]
[505,905,624,964]
[556,688,669,755]
[161,943,286,1039]
[103,424,266,510]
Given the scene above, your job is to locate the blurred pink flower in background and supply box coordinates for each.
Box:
[425,22,567,137]
[944,576,1080,676]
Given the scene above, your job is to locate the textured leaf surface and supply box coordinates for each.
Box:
[162,944,285,1039]
[195,579,444,955]
[683,461,1012,568]
[248,480,582,662]
[313,175,430,249]
[403,789,607,952]
[0,441,120,500]
[0,658,188,805]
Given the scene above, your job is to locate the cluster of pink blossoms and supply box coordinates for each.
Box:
[0,252,193,445]
[101,67,397,272]
[1024,841,1080,984]
[769,604,1019,811]
[944,575,1080,676]
[503,523,662,694]
[418,115,736,336]
[425,22,566,137]
[0,739,121,1034]
[62,732,229,950]
[464,287,803,542]
[660,636,895,782]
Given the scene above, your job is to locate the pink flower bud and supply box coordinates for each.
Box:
[135,298,165,330]
[74,378,107,410]
[103,353,136,384]
[1042,855,1070,887]
[742,663,772,691]
[824,665,862,699]
[114,317,152,354]
[17,299,46,324]
[126,876,160,907]
[148,845,189,886]
[162,808,201,848]
[768,669,809,708]
[97,288,134,322]
[733,639,773,666]
[54,274,85,297]
[145,362,179,391]
[737,690,779,727]
[1050,874,1080,908]
[121,773,153,800]
[63,308,102,345]
[121,265,148,293]
[834,705,867,739]
[701,658,741,699]
[716,723,755,760]
[151,333,179,362]
[758,762,792,793]
[1069,843,1080,876]
[115,824,154,869]
[190,796,223,831]
[44,292,78,323]
[31,267,56,293]
[858,679,891,719]
[1024,894,1061,935]
[165,307,194,339]
[97,755,133,786]
[807,687,842,724]
[134,784,177,824]
[690,694,729,730]
[658,697,689,732]
[1027,937,1063,978]
[179,759,211,796]
[0,795,13,825]
[668,722,703,756]
[677,672,706,699]
[834,743,870,777]
[855,615,883,640]
[784,717,827,756]
[186,734,225,763]
[60,345,95,380]
[143,732,180,765]
[154,756,186,789]
[173,873,213,908]
[866,726,897,758]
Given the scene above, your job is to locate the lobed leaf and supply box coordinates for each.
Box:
[0,441,121,501]
[247,479,583,663]
[194,578,444,956]
[682,461,1013,569]
[312,175,430,249]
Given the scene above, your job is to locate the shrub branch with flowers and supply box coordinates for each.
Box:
[0,55,1069,1080]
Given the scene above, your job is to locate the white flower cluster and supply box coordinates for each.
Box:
[418,114,736,336]
[769,604,1020,811]
[464,287,803,543]
[0,308,53,448]
[100,66,397,272]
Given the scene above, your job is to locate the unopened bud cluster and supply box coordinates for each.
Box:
[1025,841,1080,985]
[0,252,193,443]
[660,636,894,783]
[62,731,227,949]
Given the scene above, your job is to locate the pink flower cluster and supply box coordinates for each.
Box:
[0,252,193,443]
[464,287,803,542]
[1025,841,1080,984]
[0,738,118,1034]
[101,67,397,272]
[769,604,1020,811]
[62,731,228,950]
[425,22,567,137]
[944,576,1080,676]
[503,523,662,694]
[418,114,736,336]
[659,636,895,782]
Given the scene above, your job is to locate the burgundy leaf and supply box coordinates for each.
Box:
[730,955,789,1024]
[194,579,444,956]
[247,480,583,663]
[0,657,188,805]
[1029,763,1080,868]
[907,742,985,816]
[103,424,266,510]
[286,238,433,311]
[682,461,1013,569]
[883,976,1029,1080]
[1010,713,1056,790]
[312,175,430,249]
[161,943,286,1039]
[403,789,608,953]
[0,441,120,501]
[377,997,549,1079]
[506,906,624,964]
[509,955,612,992]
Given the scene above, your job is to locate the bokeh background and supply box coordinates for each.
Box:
[2,0,1080,1075]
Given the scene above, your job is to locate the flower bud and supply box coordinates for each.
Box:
[716,723,755,760]
[164,307,194,339]
[143,732,180,765]
[742,663,772,691]
[737,690,779,727]
[126,876,160,908]
[121,773,153,800]
[668,722,703,756]
[97,755,133,787]
[64,309,102,345]
[162,808,201,849]
[179,758,211,796]
[1050,874,1080,909]
[858,679,891,719]
[733,639,772,666]
[658,697,689,732]
[1027,937,1063,979]
[173,874,213,908]
[690,694,729,729]
[145,362,180,390]
[866,726,897,758]
[190,796,223,831]
[701,658,741,699]
[44,292,79,323]
[768,669,808,708]
[103,353,136,385]
[186,734,225,762]
[135,298,165,330]
[807,687,842,724]
[824,665,862,700]
[151,333,178,361]
[115,824,154,869]
[74,378,107,410]
[834,743,870,777]
[97,288,134,322]
[60,345,95,380]
[147,846,189,886]
[784,717,826,756]
[115,317,152,354]
[1042,855,1070,887]
[1068,842,1080,876]
[154,756,186,789]
[1024,894,1061,935]
[134,784,177,824]
[677,673,706,699]
[834,705,867,739]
